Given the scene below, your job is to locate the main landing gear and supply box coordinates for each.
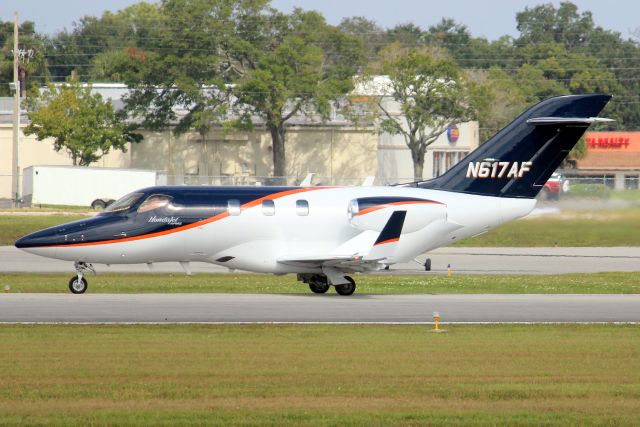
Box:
[68,262,94,294]
[298,274,357,296]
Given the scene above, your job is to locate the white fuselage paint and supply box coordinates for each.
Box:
[22,186,536,274]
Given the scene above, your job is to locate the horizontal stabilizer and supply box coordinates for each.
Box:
[527,117,614,125]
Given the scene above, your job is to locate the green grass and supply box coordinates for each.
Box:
[2,272,639,294]
[454,207,640,247]
[0,324,638,425]
[611,190,640,203]
[0,215,88,246]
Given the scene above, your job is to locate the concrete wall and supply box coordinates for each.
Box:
[129,126,378,186]
[0,124,131,200]
[377,121,480,184]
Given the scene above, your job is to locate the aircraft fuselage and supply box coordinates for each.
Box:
[16,185,534,274]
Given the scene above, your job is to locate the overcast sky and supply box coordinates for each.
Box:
[2,0,639,41]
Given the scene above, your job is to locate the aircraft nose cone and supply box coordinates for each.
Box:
[14,218,90,249]
[15,228,61,249]
[14,235,33,249]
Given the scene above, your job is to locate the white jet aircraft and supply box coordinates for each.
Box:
[16,94,612,295]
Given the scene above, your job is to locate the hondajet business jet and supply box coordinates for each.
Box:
[16,94,611,295]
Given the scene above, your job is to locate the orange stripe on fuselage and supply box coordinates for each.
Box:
[374,237,400,246]
[51,187,325,248]
[357,200,441,216]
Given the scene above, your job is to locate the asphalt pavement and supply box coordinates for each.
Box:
[1,293,639,323]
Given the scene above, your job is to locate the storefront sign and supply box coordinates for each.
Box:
[447,125,459,143]
[585,132,640,152]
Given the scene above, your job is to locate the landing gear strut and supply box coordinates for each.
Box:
[69,262,94,294]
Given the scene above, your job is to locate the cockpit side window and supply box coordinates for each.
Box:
[103,192,144,213]
[137,194,173,213]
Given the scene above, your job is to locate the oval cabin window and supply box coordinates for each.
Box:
[262,199,275,216]
[296,200,309,216]
[227,199,241,216]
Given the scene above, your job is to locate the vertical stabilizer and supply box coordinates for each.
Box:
[416,94,612,198]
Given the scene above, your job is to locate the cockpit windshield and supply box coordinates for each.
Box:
[137,194,172,213]
[102,192,144,213]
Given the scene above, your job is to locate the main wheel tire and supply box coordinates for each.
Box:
[424,258,432,271]
[335,276,356,296]
[309,282,330,294]
[69,276,88,294]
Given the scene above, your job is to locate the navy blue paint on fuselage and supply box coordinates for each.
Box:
[15,186,299,249]
[355,196,440,213]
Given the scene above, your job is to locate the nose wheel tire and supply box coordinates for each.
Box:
[69,276,88,294]
[335,276,356,296]
[309,282,330,294]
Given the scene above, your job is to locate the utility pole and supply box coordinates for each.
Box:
[11,12,20,208]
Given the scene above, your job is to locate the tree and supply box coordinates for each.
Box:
[338,16,386,58]
[45,3,162,82]
[516,2,594,49]
[24,79,141,166]
[96,1,363,179]
[367,46,477,180]
[234,9,364,178]
[0,20,49,97]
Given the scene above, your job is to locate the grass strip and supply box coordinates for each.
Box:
[454,207,640,247]
[0,324,638,425]
[1,272,639,294]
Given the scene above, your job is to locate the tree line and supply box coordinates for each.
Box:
[1,1,638,178]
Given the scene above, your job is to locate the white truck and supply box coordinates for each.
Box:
[22,165,159,209]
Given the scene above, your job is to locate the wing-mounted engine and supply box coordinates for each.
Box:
[348,196,446,233]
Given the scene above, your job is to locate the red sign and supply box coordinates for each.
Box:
[585,132,640,152]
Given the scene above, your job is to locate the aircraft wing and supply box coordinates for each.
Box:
[277,254,384,272]
[277,210,407,273]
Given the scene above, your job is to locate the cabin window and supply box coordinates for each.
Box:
[137,194,172,213]
[296,199,309,216]
[262,199,275,216]
[227,199,241,216]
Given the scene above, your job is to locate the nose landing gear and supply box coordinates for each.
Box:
[69,262,95,294]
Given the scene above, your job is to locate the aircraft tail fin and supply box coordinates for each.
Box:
[417,94,612,198]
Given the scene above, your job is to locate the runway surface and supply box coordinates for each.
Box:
[1,294,639,323]
[3,246,640,275]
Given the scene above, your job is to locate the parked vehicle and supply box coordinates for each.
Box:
[540,171,570,200]
[22,166,158,209]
